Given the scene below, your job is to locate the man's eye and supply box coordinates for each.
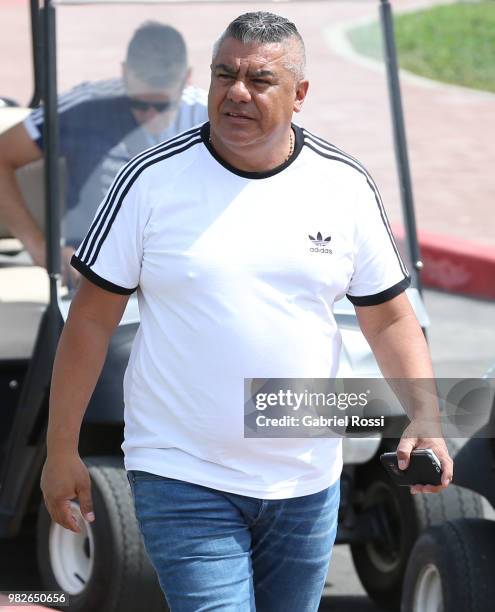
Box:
[253,79,270,86]
[218,74,233,80]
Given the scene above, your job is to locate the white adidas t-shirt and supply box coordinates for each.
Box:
[72,122,410,499]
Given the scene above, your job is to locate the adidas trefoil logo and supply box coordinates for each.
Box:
[309,232,332,254]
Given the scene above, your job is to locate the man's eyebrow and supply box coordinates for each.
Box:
[212,64,276,78]
[249,69,275,78]
[213,64,238,75]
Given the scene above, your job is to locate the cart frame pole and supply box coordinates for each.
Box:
[379,0,423,292]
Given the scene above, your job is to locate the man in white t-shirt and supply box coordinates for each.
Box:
[0,21,207,285]
[41,11,453,611]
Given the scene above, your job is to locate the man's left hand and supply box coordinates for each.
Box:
[396,420,453,495]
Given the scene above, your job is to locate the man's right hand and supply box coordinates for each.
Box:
[40,452,95,533]
[41,281,129,534]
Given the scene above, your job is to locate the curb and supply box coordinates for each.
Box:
[323,1,495,104]
[393,225,495,300]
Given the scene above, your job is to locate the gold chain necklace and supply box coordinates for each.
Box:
[208,129,295,164]
[286,128,294,161]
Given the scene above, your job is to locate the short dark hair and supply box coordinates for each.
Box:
[126,21,188,88]
[213,12,306,80]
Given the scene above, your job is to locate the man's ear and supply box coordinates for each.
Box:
[293,79,309,113]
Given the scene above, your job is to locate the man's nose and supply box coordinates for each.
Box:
[227,79,251,104]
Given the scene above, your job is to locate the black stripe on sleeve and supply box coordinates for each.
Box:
[87,137,202,268]
[71,255,137,295]
[303,136,409,279]
[78,127,202,265]
[346,276,411,306]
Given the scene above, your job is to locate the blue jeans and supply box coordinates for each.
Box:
[127,471,340,612]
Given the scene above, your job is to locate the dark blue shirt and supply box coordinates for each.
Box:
[24,81,208,247]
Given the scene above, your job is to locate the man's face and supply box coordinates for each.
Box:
[208,37,308,150]
[124,67,184,135]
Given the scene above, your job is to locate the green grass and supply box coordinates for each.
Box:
[347,1,495,93]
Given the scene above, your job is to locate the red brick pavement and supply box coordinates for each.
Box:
[0,0,493,296]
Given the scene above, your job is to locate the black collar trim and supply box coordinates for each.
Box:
[201,122,303,179]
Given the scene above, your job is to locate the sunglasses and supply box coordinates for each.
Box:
[128,98,174,113]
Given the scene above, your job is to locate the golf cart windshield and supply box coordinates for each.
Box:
[44,0,413,279]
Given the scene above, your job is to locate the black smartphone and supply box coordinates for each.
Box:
[380,449,442,486]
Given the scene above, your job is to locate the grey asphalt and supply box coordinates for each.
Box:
[423,289,495,378]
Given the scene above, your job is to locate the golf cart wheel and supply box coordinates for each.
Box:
[402,518,495,612]
[37,456,168,612]
[350,460,483,611]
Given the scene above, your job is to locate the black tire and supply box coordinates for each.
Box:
[36,455,168,612]
[350,458,483,611]
[402,518,495,612]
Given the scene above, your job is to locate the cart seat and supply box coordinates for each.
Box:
[0,108,65,359]
[0,265,48,359]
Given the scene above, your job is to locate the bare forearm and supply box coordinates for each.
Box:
[357,296,452,490]
[47,317,111,455]
[366,313,440,423]
[0,164,45,265]
[366,312,433,378]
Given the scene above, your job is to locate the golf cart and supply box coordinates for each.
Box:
[0,1,484,611]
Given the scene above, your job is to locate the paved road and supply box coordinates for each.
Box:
[423,289,495,378]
